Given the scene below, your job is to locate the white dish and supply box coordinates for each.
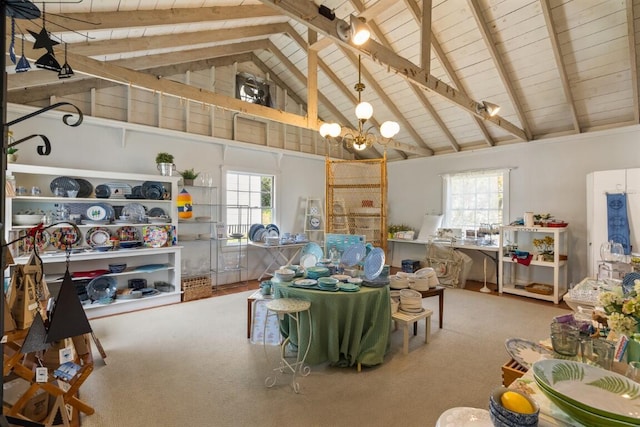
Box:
[532,359,640,423]
[13,214,43,225]
[293,278,317,287]
[300,253,318,269]
[435,407,492,427]
[504,337,552,369]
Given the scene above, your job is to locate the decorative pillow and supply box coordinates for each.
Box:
[417,214,443,241]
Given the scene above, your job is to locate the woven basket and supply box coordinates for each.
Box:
[181,276,212,301]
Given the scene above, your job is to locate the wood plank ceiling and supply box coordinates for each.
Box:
[4,0,639,161]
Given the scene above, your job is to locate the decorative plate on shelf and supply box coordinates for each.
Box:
[142,181,165,200]
[86,276,117,302]
[50,176,79,196]
[117,226,141,242]
[86,205,107,221]
[148,207,166,217]
[122,203,146,221]
[94,184,111,199]
[504,338,552,369]
[50,227,80,250]
[143,226,168,248]
[19,230,50,253]
[87,228,112,247]
[75,178,93,198]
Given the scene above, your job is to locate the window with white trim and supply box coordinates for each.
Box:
[226,171,274,235]
[442,169,509,233]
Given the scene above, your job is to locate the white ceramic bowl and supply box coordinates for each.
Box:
[274,268,295,282]
[12,214,43,225]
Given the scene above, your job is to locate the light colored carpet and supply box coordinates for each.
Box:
[79,288,569,427]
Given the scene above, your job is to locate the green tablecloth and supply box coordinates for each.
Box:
[274,281,391,367]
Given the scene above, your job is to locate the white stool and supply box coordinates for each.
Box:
[264,298,312,393]
[392,308,433,355]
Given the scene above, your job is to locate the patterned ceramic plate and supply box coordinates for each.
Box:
[50,176,79,196]
[87,229,111,247]
[504,338,552,369]
[85,227,111,246]
[50,227,80,250]
[117,226,140,242]
[301,242,323,260]
[533,359,640,424]
[86,205,107,221]
[19,230,50,252]
[337,283,360,292]
[143,226,168,248]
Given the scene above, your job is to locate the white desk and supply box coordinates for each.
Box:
[388,238,500,290]
[249,241,308,280]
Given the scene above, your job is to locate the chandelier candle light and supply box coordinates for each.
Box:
[319,55,400,151]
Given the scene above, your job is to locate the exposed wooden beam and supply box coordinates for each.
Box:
[626,0,640,123]
[7,77,116,104]
[11,5,281,34]
[358,0,401,21]
[467,0,532,140]
[108,40,267,71]
[403,0,493,147]
[141,53,255,79]
[67,23,291,57]
[259,0,527,141]
[421,0,432,73]
[307,47,318,127]
[250,54,309,112]
[540,0,580,133]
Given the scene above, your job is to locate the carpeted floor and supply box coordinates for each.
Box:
[78,280,570,427]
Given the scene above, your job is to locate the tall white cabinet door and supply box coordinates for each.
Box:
[626,168,640,254]
[586,169,626,277]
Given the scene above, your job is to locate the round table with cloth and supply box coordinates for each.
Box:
[273,279,391,368]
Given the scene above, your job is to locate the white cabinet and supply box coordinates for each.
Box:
[5,164,182,318]
[586,168,640,278]
[178,186,248,287]
[498,225,569,304]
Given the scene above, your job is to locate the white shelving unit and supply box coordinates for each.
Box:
[498,225,569,304]
[5,164,182,318]
[178,187,248,288]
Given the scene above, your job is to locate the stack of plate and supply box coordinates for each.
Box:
[306,266,330,280]
[317,277,338,291]
[399,289,423,314]
[532,359,640,426]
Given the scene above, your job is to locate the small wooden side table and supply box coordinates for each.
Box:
[247,289,272,339]
[415,286,445,333]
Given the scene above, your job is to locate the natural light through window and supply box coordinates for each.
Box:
[442,169,509,234]
[226,172,274,236]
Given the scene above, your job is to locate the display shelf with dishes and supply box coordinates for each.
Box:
[4,163,182,318]
[177,185,249,289]
[498,225,569,304]
[303,197,325,245]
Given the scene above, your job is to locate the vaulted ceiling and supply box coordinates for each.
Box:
[5,0,639,161]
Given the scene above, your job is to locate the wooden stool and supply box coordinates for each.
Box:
[392,309,433,355]
[247,289,272,339]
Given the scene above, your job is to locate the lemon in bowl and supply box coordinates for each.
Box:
[489,387,539,426]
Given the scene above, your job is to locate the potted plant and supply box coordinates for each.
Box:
[533,236,554,261]
[155,152,175,176]
[179,168,200,186]
[6,147,18,163]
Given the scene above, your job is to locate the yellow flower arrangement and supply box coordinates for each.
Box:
[598,280,640,336]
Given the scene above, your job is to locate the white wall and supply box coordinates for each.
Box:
[7,104,326,282]
[387,125,640,285]
[10,103,640,286]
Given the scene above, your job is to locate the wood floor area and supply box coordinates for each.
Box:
[212,276,570,310]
